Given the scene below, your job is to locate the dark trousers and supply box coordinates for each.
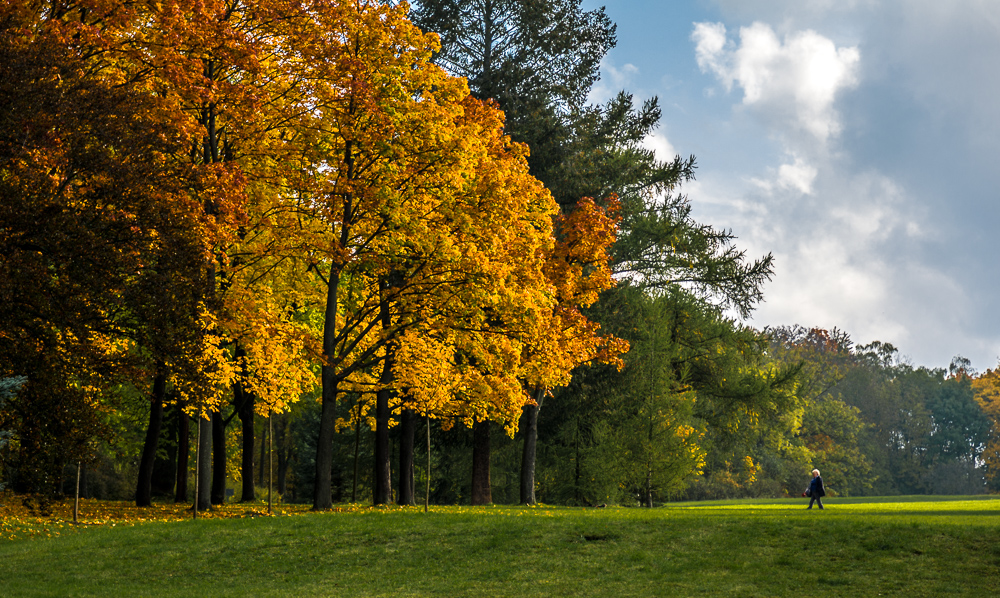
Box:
[808,495,824,509]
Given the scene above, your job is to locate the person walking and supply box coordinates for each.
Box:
[807,469,825,509]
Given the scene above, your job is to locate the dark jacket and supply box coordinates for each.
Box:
[809,476,825,497]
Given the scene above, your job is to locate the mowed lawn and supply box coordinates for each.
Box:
[1,495,999,597]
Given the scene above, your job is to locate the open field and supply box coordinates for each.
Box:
[2,494,999,597]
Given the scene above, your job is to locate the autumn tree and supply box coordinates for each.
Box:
[0,0,327,507]
[107,0,328,508]
[513,196,627,505]
[0,6,218,496]
[249,0,565,509]
[972,368,1000,491]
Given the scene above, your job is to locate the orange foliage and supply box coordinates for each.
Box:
[3,0,626,444]
[972,369,1000,484]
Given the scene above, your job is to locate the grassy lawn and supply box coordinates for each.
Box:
[1,494,998,597]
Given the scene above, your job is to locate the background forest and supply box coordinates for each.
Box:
[2,0,999,510]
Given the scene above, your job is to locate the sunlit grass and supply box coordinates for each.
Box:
[2,493,999,596]
[0,491,321,541]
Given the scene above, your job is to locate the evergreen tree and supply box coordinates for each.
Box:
[414,0,777,504]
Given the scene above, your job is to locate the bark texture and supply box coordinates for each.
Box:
[196,414,212,511]
[174,407,189,503]
[211,411,227,504]
[471,420,492,505]
[135,370,166,507]
[398,408,416,505]
[373,365,394,505]
[237,383,255,502]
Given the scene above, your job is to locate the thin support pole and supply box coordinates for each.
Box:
[194,416,200,520]
[425,413,430,513]
[268,411,273,515]
[74,462,80,524]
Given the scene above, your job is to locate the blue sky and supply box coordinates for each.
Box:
[582,0,1000,370]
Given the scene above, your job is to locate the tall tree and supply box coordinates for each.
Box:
[410,0,613,108]
[972,368,1000,491]
[285,1,562,508]
[0,5,217,494]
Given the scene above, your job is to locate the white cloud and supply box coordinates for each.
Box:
[641,131,678,162]
[777,157,817,195]
[692,22,859,145]
[692,22,729,79]
[679,3,1000,367]
[692,158,955,366]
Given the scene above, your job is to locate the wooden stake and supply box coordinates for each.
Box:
[193,417,200,520]
[425,412,430,513]
[74,462,80,524]
[268,411,273,515]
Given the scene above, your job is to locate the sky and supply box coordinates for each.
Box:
[581,0,1000,370]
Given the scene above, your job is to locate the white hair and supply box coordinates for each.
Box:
[812,469,820,476]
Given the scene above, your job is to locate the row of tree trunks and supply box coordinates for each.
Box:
[151,404,179,497]
[235,344,257,502]
[390,407,541,508]
[136,377,271,508]
[137,393,207,507]
[136,377,540,511]
[276,417,290,495]
[373,374,393,506]
[313,374,339,509]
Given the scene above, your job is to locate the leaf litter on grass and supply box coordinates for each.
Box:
[0,490,322,541]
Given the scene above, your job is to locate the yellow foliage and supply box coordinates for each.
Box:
[972,369,1000,483]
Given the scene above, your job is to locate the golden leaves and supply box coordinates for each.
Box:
[2,0,626,442]
[0,492,313,540]
[972,369,1000,483]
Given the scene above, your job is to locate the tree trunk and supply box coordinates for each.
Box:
[136,369,166,507]
[425,413,431,512]
[313,378,338,509]
[237,383,255,502]
[197,414,212,511]
[398,408,416,505]
[211,410,227,505]
[471,419,492,505]
[314,255,343,510]
[175,407,189,503]
[351,402,361,502]
[373,362,394,505]
[151,400,177,497]
[519,387,544,505]
[373,277,396,506]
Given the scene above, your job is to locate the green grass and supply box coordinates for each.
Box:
[2,496,999,597]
